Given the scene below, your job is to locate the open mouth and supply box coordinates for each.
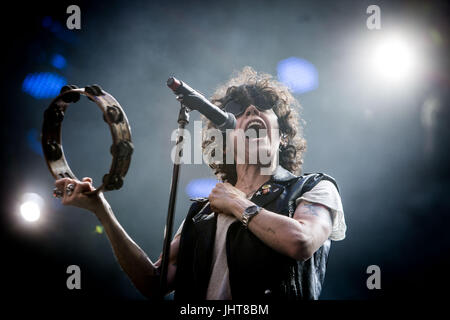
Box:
[244,119,267,139]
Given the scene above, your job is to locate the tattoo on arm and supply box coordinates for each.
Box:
[301,201,333,225]
[302,202,320,216]
[266,227,276,235]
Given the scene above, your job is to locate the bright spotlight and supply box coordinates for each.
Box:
[20,201,41,222]
[370,35,417,83]
[19,193,44,223]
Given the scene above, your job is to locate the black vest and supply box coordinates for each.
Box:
[174,166,338,301]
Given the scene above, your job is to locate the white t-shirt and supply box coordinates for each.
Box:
[296,180,346,241]
[174,180,346,300]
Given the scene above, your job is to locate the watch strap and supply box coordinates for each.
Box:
[242,205,261,228]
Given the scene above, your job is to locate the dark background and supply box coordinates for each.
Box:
[0,0,448,302]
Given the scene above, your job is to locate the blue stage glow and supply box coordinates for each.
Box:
[42,17,78,44]
[26,128,43,157]
[277,57,319,94]
[42,16,52,28]
[51,54,67,69]
[22,72,67,99]
[50,22,63,34]
[185,178,219,199]
[50,21,78,44]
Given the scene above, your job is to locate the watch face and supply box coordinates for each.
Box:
[245,205,260,215]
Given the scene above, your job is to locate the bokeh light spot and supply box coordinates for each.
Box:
[277,57,319,94]
[22,72,67,99]
[185,178,218,199]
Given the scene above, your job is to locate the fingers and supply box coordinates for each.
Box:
[55,177,71,190]
[53,176,102,212]
[55,178,93,190]
[55,177,93,186]
[210,183,222,195]
[54,177,95,205]
[60,179,76,204]
[54,178,75,200]
[75,181,95,194]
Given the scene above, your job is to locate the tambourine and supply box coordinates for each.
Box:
[41,84,133,194]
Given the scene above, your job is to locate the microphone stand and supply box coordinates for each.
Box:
[159,102,190,297]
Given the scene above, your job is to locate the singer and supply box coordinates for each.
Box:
[53,67,346,300]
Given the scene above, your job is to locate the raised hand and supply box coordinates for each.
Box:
[53,177,103,213]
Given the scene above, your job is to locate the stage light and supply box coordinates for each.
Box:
[370,35,417,83]
[27,128,43,156]
[19,193,44,223]
[277,57,319,94]
[20,201,40,222]
[22,72,67,99]
[51,54,67,69]
[185,178,218,199]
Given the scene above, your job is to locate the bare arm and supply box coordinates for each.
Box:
[94,196,179,298]
[226,197,331,261]
[208,181,333,261]
[55,178,179,299]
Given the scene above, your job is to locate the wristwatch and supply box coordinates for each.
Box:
[242,205,262,228]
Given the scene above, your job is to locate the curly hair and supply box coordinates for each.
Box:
[202,66,307,185]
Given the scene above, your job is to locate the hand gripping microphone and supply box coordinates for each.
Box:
[167,77,236,131]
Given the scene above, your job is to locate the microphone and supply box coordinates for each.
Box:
[167,77,236,131]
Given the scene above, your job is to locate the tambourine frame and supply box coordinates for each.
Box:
[41,85,133,194]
